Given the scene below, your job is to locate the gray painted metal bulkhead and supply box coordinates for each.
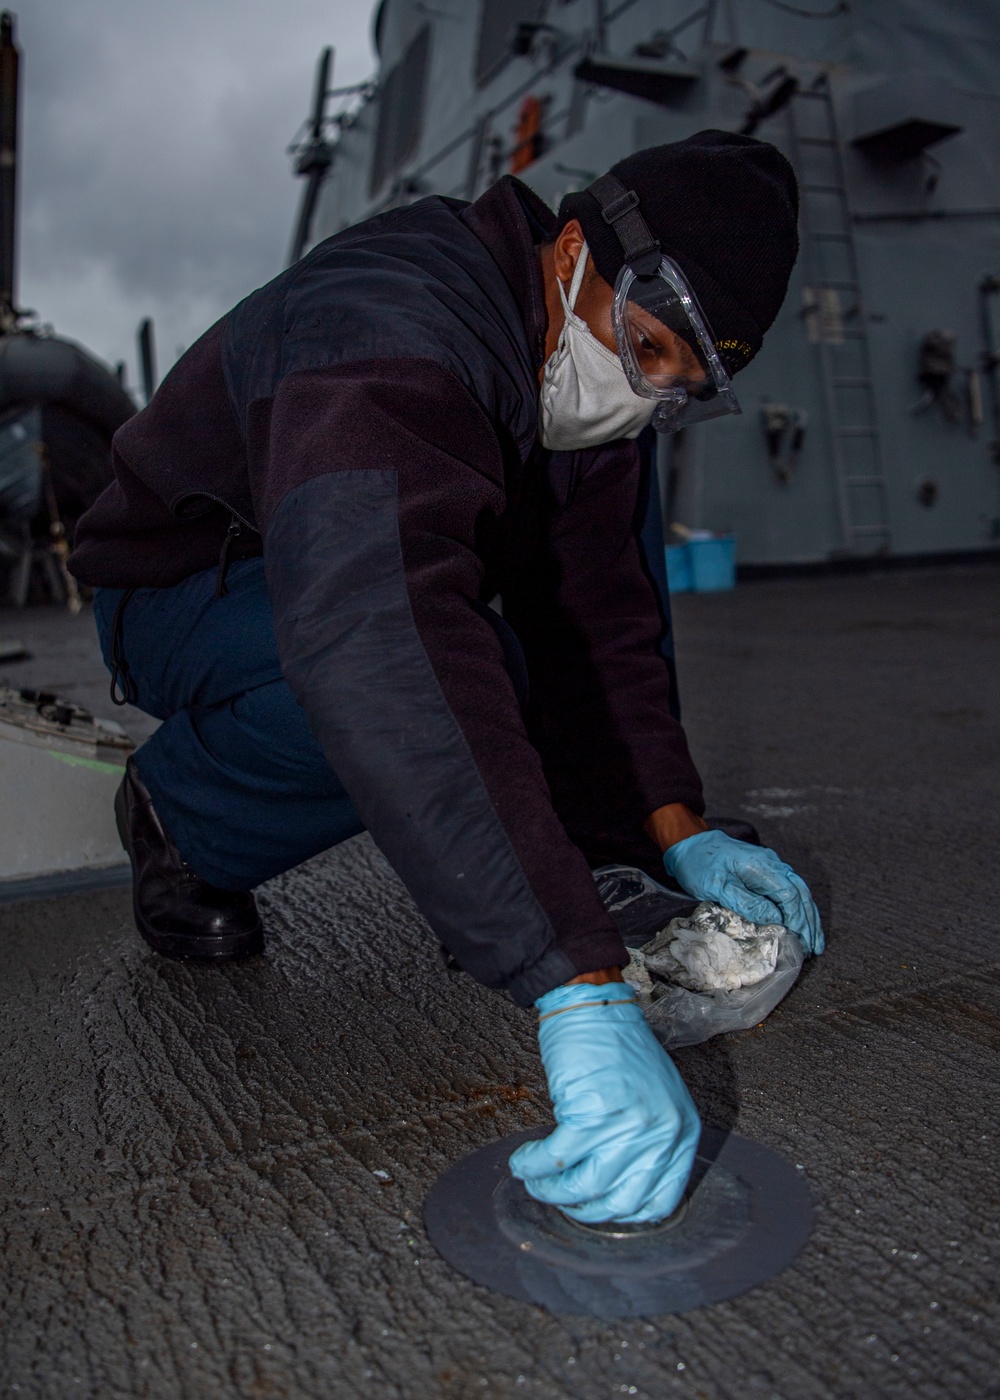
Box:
[307,1,1000,566]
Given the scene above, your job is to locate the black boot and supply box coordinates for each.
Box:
[114,756,264,961]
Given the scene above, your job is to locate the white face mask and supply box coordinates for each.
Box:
[538,243,657,451]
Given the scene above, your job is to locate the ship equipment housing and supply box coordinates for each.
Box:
[294,0,1000,568]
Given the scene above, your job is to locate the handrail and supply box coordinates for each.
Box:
[364,0,674,218]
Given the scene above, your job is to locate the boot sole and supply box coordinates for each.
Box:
[115,777,264,962]
[135,924,264,962]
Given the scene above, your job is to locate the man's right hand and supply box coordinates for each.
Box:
[509,982,701,1224]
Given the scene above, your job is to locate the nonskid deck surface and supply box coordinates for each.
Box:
[1,565,997,1399]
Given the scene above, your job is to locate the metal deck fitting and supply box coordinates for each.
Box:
[424,1127,814,1320]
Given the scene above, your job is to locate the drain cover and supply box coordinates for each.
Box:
[424,1127,813,1319]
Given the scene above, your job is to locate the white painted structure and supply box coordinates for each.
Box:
[0,687,133,882]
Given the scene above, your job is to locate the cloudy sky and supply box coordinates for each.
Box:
[17,0,377,394]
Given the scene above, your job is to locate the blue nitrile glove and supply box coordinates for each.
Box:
[509,982,701,1224]
[663,828,825,955]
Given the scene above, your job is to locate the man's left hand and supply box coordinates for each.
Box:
[662,828,825,955]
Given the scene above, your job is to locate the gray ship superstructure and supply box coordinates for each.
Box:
[292,0,1000,567]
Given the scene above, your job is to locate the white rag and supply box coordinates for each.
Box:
[641,902,784,993]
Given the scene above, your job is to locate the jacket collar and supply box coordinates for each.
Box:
[460,175,555,374]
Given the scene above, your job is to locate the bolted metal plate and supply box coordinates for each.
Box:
[424,1127,813,1319]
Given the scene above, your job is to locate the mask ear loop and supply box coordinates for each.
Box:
[559,243,590,318]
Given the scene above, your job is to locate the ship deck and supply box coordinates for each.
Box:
[1,561,998,1400]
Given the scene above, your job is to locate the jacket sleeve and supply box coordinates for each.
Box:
[252,358,627,1006]
[503,440,705,871]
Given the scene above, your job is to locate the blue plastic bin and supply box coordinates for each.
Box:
[665,535,737,594]
[688,534,736,592]
[665,544,693,594]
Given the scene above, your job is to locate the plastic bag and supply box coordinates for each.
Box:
[636,931,803,1050]
[596,865,804,1050]
[592,863,699,946]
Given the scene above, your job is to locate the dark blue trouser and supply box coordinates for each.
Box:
[94,558,529,892]
[94,559,367,890]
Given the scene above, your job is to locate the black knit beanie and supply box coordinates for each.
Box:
[558,130,799,375]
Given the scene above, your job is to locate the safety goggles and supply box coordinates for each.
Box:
[612,256,742,434]
[586,172,742,434]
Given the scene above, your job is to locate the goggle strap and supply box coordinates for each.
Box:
[587,173,661,277]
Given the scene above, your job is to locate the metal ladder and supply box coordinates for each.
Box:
[786,74,892,556]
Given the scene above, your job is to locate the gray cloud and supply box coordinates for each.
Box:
[17,0,376,388]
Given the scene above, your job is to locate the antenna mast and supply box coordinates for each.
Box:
[138,317,157,405]
[0,11,20,332]
[288,47,334,266]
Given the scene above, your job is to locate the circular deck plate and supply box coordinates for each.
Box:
[424,1127,813,1319]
